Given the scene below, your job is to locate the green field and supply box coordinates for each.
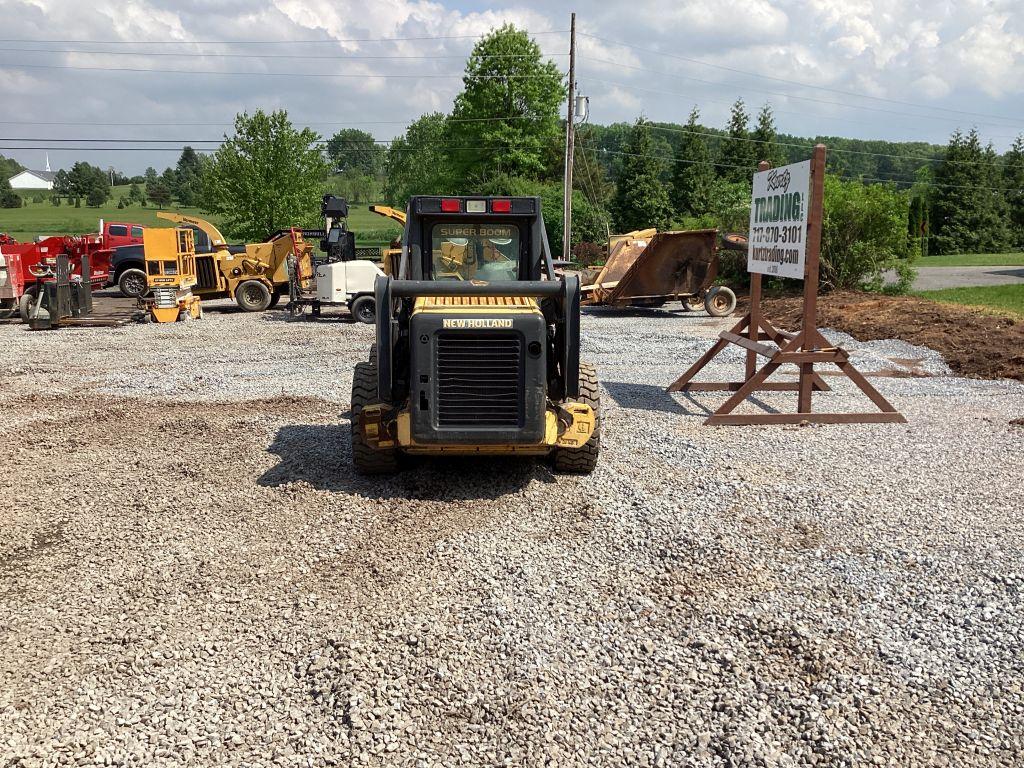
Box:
[915,284,1024,317]
[919,252,1024,268]
[0,186,403,245]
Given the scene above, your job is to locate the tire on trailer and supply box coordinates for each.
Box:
[350,295,376,324]
[552,362,601,474]
[351,360,400,475]
[0,298,17,320]
[704,286,737,317]
[681,294,704,312]
[235,280,272,312]
[117,268,149,299]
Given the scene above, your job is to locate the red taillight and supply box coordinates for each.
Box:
[491,199,511,213]
[440,198,460,212]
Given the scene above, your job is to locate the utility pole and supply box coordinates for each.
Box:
[562,12,577,260]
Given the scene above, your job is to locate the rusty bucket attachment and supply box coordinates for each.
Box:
[583,229,719,307]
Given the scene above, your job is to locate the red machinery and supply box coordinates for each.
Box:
[0,221,144,320]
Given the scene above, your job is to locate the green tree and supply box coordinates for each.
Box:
[326,128,384,176]
[383,113,453,205]
[144,167,158,186]
[68,161,108,207]
[87,186,108,207]
[752,104,785,169]
[718,99,757,184]
[202,109,328,241]
[173,146,207,207]
[52,169,71,199]
[127,182,144,205]
[446,24,565,185]
[0,153,23,180]
[1004,134,1024,248]
[612,118,672,232]
[0,174,21,209]
[671,107,715,217]
[147,180,172,209]
[931,128,1011,254]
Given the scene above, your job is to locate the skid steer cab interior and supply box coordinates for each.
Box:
[351,195,600,475]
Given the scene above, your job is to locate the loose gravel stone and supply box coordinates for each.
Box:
[1,302,1022,766]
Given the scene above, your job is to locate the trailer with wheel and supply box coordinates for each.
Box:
[580,228,738,317]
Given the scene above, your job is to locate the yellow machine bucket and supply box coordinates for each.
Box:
[583,229,719,306]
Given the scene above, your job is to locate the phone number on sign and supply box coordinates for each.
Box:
[750,224,804,245]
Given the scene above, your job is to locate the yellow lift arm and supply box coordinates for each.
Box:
[156,212,229,252]
[368,205,407,227]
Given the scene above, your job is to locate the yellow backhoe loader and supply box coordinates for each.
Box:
[155,212,314,312]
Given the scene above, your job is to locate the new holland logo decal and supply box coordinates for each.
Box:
[442,318,513,329]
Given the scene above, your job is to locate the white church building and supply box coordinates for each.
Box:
[7,155,56,190]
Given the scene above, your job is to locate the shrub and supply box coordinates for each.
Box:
[31,193,45,204]
[50,194,61,206]
[0,189,22,208]
[821,176,915,292]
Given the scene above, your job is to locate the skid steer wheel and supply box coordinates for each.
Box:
[350,295,376,324]
[235,280,272,312]
[351,360,400,475]
[552,363,600,474]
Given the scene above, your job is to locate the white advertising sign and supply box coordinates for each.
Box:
[747,160,811,280]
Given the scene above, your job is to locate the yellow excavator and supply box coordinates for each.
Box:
[155,212,313,311]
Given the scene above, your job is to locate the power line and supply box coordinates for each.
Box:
[0,62,564,79]
[0,116,548,127]
[0,31,568,45]
[578,32,1024,126]
[582,64,1024,133]
[0,46,568,61]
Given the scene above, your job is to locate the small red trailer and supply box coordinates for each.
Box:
[0,221,143,320]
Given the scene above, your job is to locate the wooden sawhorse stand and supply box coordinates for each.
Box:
[668,146,905,427]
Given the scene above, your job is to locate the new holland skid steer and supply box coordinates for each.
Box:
[350,195,600,475]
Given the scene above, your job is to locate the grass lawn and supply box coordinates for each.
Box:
[1,188,403,245]
[914,284,1024,318]
[918,252,1024,268]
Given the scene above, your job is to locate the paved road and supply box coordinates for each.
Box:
[912,265,1024,291]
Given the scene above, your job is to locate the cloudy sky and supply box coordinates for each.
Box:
[0,0,1022,174]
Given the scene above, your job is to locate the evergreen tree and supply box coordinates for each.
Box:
[612,118,672,232]
[1005,134,1024,248]
[752,104,785,169]
[446,24,565,185]
[931,128,1011,254]
[671,107,715,217]
[174,146,207,207]
[718,99,757,184]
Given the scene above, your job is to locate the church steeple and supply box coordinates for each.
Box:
[45,153,51,172]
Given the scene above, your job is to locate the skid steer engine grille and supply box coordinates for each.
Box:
[436,333,523,427]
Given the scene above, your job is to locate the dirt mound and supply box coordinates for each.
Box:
[745,290,1024,382]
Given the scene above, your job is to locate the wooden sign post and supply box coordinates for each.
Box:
[668,144,905,426]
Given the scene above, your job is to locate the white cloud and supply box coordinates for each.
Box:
[0,0,1022,174]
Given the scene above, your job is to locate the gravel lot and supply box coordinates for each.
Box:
[2,302,1023,767]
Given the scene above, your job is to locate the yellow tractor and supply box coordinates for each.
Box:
[352,195,599,475]
[155,212,313,311]
[142,227,202,323]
